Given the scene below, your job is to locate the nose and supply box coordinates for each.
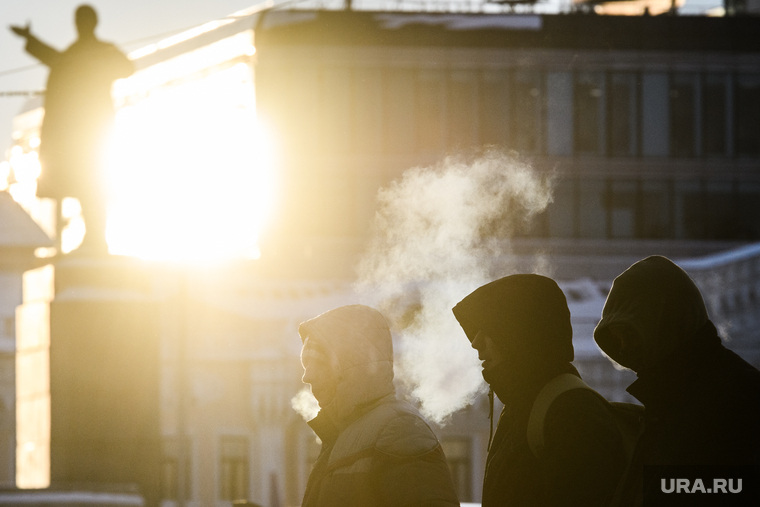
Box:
[301,362,318,385]
[472,331,486,357]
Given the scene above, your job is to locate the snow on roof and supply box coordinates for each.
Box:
[0,191,52,249]
[0,489,143,505]
[374,13,543,31]
[677,242,760,271]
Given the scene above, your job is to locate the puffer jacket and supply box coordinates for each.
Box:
[594,256,760,503]
[299,305,459,507]
[453,274,627,507]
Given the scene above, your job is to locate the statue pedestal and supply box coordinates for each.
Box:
[48,255,161,506]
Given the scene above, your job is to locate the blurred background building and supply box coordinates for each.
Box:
[0,2,759,506]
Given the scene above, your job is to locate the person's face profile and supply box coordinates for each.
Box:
[472,330,506,374]
[607,325,644,372]
[300,336,338,407]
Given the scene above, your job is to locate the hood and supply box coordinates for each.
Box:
[299,304,395,426]
[452,274,574,372]
[594,255,709,373]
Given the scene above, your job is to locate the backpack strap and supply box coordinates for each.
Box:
[527,373,595,458]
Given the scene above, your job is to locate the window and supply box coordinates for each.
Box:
[322,67,353,155]
[579,180,607,238]
[384,69,416,155]
[674,180,704,239]
[354,68,384,155]
[669,73,698,157]
[574,72,605,154]
[547,179,576,238]
[161,437,192,501]
[510,70,543,154]
[734,73,760,156]
[220,436,249,501]
[704,180,738,240]
[702,73,728,156]
[547,72,573,155]
[609,181,637,239]
[641,73,669,157]
[480,70,510,147]
[640,181,672,239]
[416,69,447,153]
[448,71,480,150]
[441,438,472,502]
[608,73,639,157]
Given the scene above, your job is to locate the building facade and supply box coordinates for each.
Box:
[255,11,760,251]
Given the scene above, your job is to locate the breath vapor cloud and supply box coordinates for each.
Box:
[357,149,554,425]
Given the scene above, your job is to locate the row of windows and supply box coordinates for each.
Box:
[595,71,760,159]
[274,66,760,159]
[160,434,479,502]
[281,171,760,242]
[523,177,760,241]
[161,436,248,502]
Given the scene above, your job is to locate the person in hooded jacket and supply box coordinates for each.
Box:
[297,304,460,507]
[453,274,627,506]
[594,255,760,504]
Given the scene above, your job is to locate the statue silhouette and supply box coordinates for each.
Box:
[11,4,134,254]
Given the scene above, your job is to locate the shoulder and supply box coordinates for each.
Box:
[542,388,626,449]
[70,39,126,56]
[538,388,629,471]
[374,400,441,458]
[549,387,609,413]
[545,388,617,429]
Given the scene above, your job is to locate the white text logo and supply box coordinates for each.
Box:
[661,478,743,494]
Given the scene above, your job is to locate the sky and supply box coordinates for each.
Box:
[0,0,267,156]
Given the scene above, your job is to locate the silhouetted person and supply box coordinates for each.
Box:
[10,4,134,254]
[298,304,459,507]
[453,274,627,506]
[594,256,760,504]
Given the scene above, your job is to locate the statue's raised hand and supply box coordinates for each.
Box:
[10,23,31,39]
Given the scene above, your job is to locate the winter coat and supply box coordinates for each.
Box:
[299,305,459,507]
[23,33,133,200]
[453,274,627,507]
[483,364,627,507]
[595,256,760,503]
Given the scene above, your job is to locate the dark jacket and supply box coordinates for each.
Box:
[24,33,133,199]
[595,256,760,502]
[454,274,627,507]
[299,305,459,507]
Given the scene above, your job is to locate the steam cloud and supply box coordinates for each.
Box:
[291,386,320,422]
[356,149,554,425]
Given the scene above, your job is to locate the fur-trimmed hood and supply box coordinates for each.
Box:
[299,304,395,427]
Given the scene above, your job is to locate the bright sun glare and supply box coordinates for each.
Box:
[3,28,273,263]
[106,61,274,262]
